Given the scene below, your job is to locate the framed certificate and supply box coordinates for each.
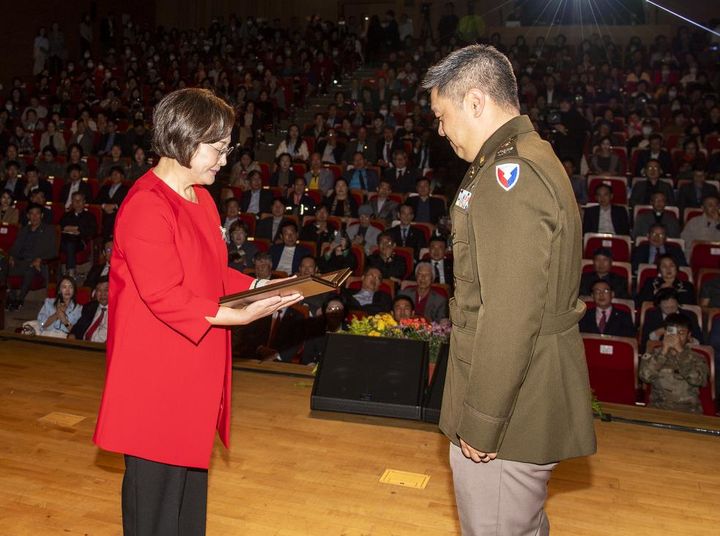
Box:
[219,268,353,308]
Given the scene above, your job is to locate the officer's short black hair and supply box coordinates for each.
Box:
[422,44,520,113]
[590,279,612,293]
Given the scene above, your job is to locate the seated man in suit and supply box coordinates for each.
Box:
[256,198,288,244]
[86,240,113,289]
[59,164,93,209]
[579,280,636,337]
[376,126,402,168]
[284,177,316,219]
[59,192,98,277]
[388,203,427,259]
[399,262,448,322]
[579,247,630,298]
[347,204,381,255]
[252,251,275,280]
[20,165,52,202]
[426,234,453,287]
[582,183,630,236]
[680,193,720,257]
[369,179,399,224]
[95,165,129,240]
[677,168,719,213]
[382,150,418,194]
[1,160,24,199]
[632,223,687,273]
[240,170,273,215]
[640,287,703,352]
[342,152,379,195]
[633,134,673,177]
[367,231,408,283]
[344,266,393,315]
[269,221,311,275]
[629,159,675,207]
[68,277,109,343]
[406,177,446,225]
[23,189,53,226]
[315,128,344,164]
[341,126,377,165]
[6,204,59,310]
[633,191,680,239]
[304,152,335,196]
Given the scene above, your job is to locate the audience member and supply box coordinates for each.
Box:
[388,204,426,258]
[240,170,273,214]
[256,199,289,243]
[640,288,702,352]
[368,179,399,224]
[0,191,19,224]
[21,165,52,202]
[392,294,415,322]
[300,204,335,249]
[579,280,636,337]
[252,251,274,280]
[275,124,309,162]
[60,164,93,208]
[636,254,696,306]
[634,134,673,176]
[382,150,417,193]
[426,235,453,287]
[630,159,675,206]
[22,275,82,338]
[680,194,720,256]
[85,240,113,289]
[324,178,358,218]
[343,152,379,193]
[269,221,310,274]
[582,183,630,235]
[677,169,718,212]
[406,177,446,224]
[632,192,680,239]
[344,266,392,314]
[589,136,622,175]
[95,166,129,240]
[68,277,110,343]
[367,231,407,282]
[304,152,335,195]
[639,313,708,414]
[59,192,97,276]
[579,247,629,298]
[227,222,258,273]
[269,152,296,189]
[399,262,448,322]
[6,204,58,310]
[631,223,686,272]
[284,177,316,218]
[1,161,23,199]
[346,205,380,254]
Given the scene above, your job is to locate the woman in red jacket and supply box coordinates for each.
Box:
[93,88,301,536]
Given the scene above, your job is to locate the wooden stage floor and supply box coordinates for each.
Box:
[1,336,719,535]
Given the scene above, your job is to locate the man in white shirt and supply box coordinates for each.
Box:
[269,221,311,275]
[680,193,720,256]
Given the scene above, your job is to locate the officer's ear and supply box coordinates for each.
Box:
[464,88,485,118]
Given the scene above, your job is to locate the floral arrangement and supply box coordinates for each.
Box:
[346,313,451,363]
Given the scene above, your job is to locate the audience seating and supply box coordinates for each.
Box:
[587,176,628,204]
[583,233,632,262]
[582,334,640,405]
[633,204,680,221]
[347,277,395,299]
[0,223,18,251]
[689,241,720,276]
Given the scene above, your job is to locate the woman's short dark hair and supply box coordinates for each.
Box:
[152,88,235,168]
[228,220,248,235]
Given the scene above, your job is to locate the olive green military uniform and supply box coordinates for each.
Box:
[442,115,596,535]
[639,346,708,413]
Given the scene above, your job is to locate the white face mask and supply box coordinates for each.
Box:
[642,126,652,136]
[379,109,388,116]
[391,99,399,107]
[419,98,428,107]
[668,90,677,99]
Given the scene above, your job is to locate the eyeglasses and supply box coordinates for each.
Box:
[592,289,612,295]
[208,143,237,160]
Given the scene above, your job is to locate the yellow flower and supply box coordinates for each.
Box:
[369,330,381,337]
[377,320,386,331]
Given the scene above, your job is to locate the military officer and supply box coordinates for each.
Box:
[422,45,596,535]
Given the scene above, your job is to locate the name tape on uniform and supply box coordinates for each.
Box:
[456,189,472,209]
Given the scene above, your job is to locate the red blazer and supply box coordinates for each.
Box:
[93,170,253,468]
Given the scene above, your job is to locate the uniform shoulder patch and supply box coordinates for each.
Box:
[495,163,520,191]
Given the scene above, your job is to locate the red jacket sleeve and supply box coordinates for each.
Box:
[117,190,220,344]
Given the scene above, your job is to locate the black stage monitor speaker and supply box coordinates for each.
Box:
[311,333,428,420]
[422,343,449,424]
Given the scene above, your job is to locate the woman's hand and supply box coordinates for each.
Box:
[208,293,303,326]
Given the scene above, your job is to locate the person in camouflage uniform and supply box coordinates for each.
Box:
[639,313,709,414]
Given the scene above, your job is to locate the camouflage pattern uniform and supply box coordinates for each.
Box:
[639,346,709,413]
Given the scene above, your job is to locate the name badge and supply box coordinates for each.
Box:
[455,189,472,210]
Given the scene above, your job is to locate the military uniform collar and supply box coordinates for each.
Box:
[467,115,535,175]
